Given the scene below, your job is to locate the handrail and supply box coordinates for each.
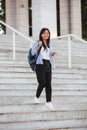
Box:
[71,34,87,44]
[0,20,33,42]
[52,34,87,68]
[0,20,34,60]
[53,34,87,44]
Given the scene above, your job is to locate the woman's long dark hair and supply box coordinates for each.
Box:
[39,28,50,49]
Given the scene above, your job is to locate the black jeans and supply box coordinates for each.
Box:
[35,60,52,102]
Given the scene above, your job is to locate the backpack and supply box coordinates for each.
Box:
[28,48,37,71]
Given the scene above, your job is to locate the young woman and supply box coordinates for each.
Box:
[31,28,56,110]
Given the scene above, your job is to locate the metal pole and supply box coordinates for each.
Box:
[13,31,16,60]
[68,36,72,68]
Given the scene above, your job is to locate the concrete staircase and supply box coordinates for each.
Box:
[0,35,87,130]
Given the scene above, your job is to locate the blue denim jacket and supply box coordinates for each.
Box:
[31,41,55,68]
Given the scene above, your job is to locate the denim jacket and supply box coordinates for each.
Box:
[31,41,55,68]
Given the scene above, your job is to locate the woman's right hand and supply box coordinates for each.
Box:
[36,41,42,52]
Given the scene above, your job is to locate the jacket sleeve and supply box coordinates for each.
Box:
[31,41,39,56]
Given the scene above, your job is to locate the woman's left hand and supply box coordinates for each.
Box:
[52,52,56,56]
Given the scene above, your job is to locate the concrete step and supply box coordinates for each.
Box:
[0,110,87,123]
[0,38,86,46]
[0,42,29,47]
[0,96,87,105]
[0,63,87,70]
[0,66,87,75]
[38,128,87,130]
[0,53,87,61]
[0,53,86,62]
[0,65,87,74]
[0,54,85,66]
[0,58,87,69]
[0,46,28,52]
[0,84,87,90]
[0,119,87,130]
[0,60,87,66]
[0,37,87,46]
[0,47,87,57]
[0,49,27,55]
[0,71,87,78]
[1,46,87,54]
[0,103,87,113]
[0,57,87,64]
[0,54,87,60]
[0,90,87,96]
[0,51,10,57]
[0,35,31,42]
[0,78,87,84]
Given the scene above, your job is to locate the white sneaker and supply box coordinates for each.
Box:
[45,102,56,111]
[34,97,40,104]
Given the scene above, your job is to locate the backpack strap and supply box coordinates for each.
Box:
[36,46,42,58]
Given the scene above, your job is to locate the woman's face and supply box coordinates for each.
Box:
[41,30,50,41]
